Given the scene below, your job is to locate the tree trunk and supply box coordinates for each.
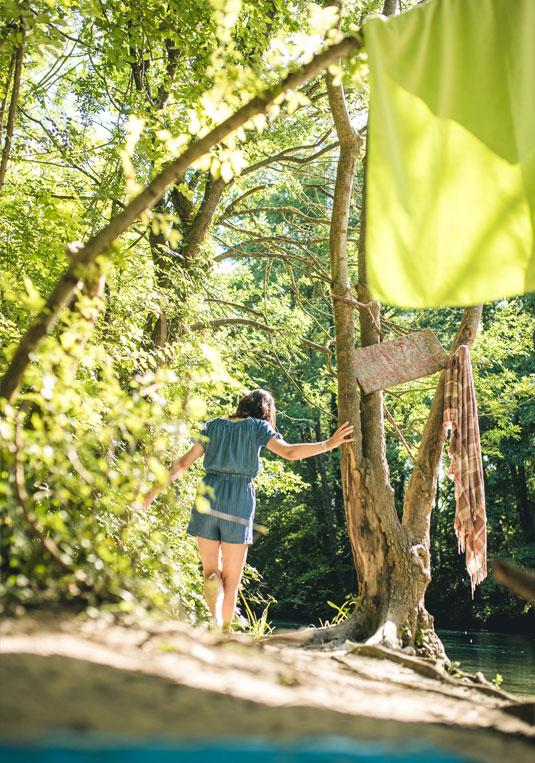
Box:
[320,0,483,653]
[323,0,398,648]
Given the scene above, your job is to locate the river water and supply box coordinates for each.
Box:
[438,630,535,698]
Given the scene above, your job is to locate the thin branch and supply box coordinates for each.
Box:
[226,205,331,225]
[304,183,335,200]
[18,107,102,186]
[189,317,276,334]
[31,42,78,92]
[383,403,417,466]
[219,184,268,220]
[264,257,336,418]
[41,193,126,209]
[214,239,331,282]
[284,261,332,341]
[330,293,384,340]
[241,131,335,177]
[204,298,264,318]
[188,316,334,359]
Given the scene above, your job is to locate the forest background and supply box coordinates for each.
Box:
[0,0,533,635]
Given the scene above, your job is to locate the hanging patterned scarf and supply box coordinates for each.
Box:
[443,345,487,595]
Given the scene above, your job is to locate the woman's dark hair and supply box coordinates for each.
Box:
[230,389,276,429]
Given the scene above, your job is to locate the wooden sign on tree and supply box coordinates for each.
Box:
[355,328,448,394]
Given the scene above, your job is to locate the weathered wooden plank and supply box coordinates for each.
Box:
[355,328,448,393]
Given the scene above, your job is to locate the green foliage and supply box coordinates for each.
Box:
[237,588,275,637]
[320,594,361,627]
[0,318,234,618]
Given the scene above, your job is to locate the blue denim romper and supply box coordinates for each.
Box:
[186,417,282,544]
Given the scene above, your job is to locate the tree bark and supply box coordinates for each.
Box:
[324,0,402,647]
[179,177,226,267]
[318,0,483,654]
[0,32,364,403]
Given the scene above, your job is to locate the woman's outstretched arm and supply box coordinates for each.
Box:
[267,421,353,461]
[140,441,205,509]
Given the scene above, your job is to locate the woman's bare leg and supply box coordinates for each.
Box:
[220,542,249,628]
[196,537,224,625]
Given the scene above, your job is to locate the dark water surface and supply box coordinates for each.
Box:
[438,630,535,698]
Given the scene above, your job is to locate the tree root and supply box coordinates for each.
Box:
[347,644,520,702]
[260,612,362,647]
[363,619,399,650]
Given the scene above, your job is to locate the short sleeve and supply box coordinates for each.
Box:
[256,419,282,447]
[193,421,209,447]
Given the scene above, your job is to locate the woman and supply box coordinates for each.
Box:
[143,389,353,630]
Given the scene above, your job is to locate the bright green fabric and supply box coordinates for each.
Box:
[364,0,535,308]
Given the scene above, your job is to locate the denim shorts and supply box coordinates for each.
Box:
[186,472,255,544]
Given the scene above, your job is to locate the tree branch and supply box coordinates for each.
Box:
[241,130,335,177]
[189,317,276,334]
[326,56,363,460]
[383,403,417,466]
[224,205,331,225]
[188,316,335,358]
[180,176,226,265]
[204,297,265,318]
[219,185,268,220]
[330,293,384,340]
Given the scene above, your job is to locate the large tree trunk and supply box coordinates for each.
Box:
[320,0,483,653]
[323,0,397,648]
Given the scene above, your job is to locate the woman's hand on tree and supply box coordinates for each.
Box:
[327,421,354,449]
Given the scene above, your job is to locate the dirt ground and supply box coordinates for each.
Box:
[0,614,533,762]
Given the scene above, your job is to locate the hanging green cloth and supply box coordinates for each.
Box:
[364,0,535,308]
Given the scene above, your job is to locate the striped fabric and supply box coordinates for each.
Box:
[443,345,487,595]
